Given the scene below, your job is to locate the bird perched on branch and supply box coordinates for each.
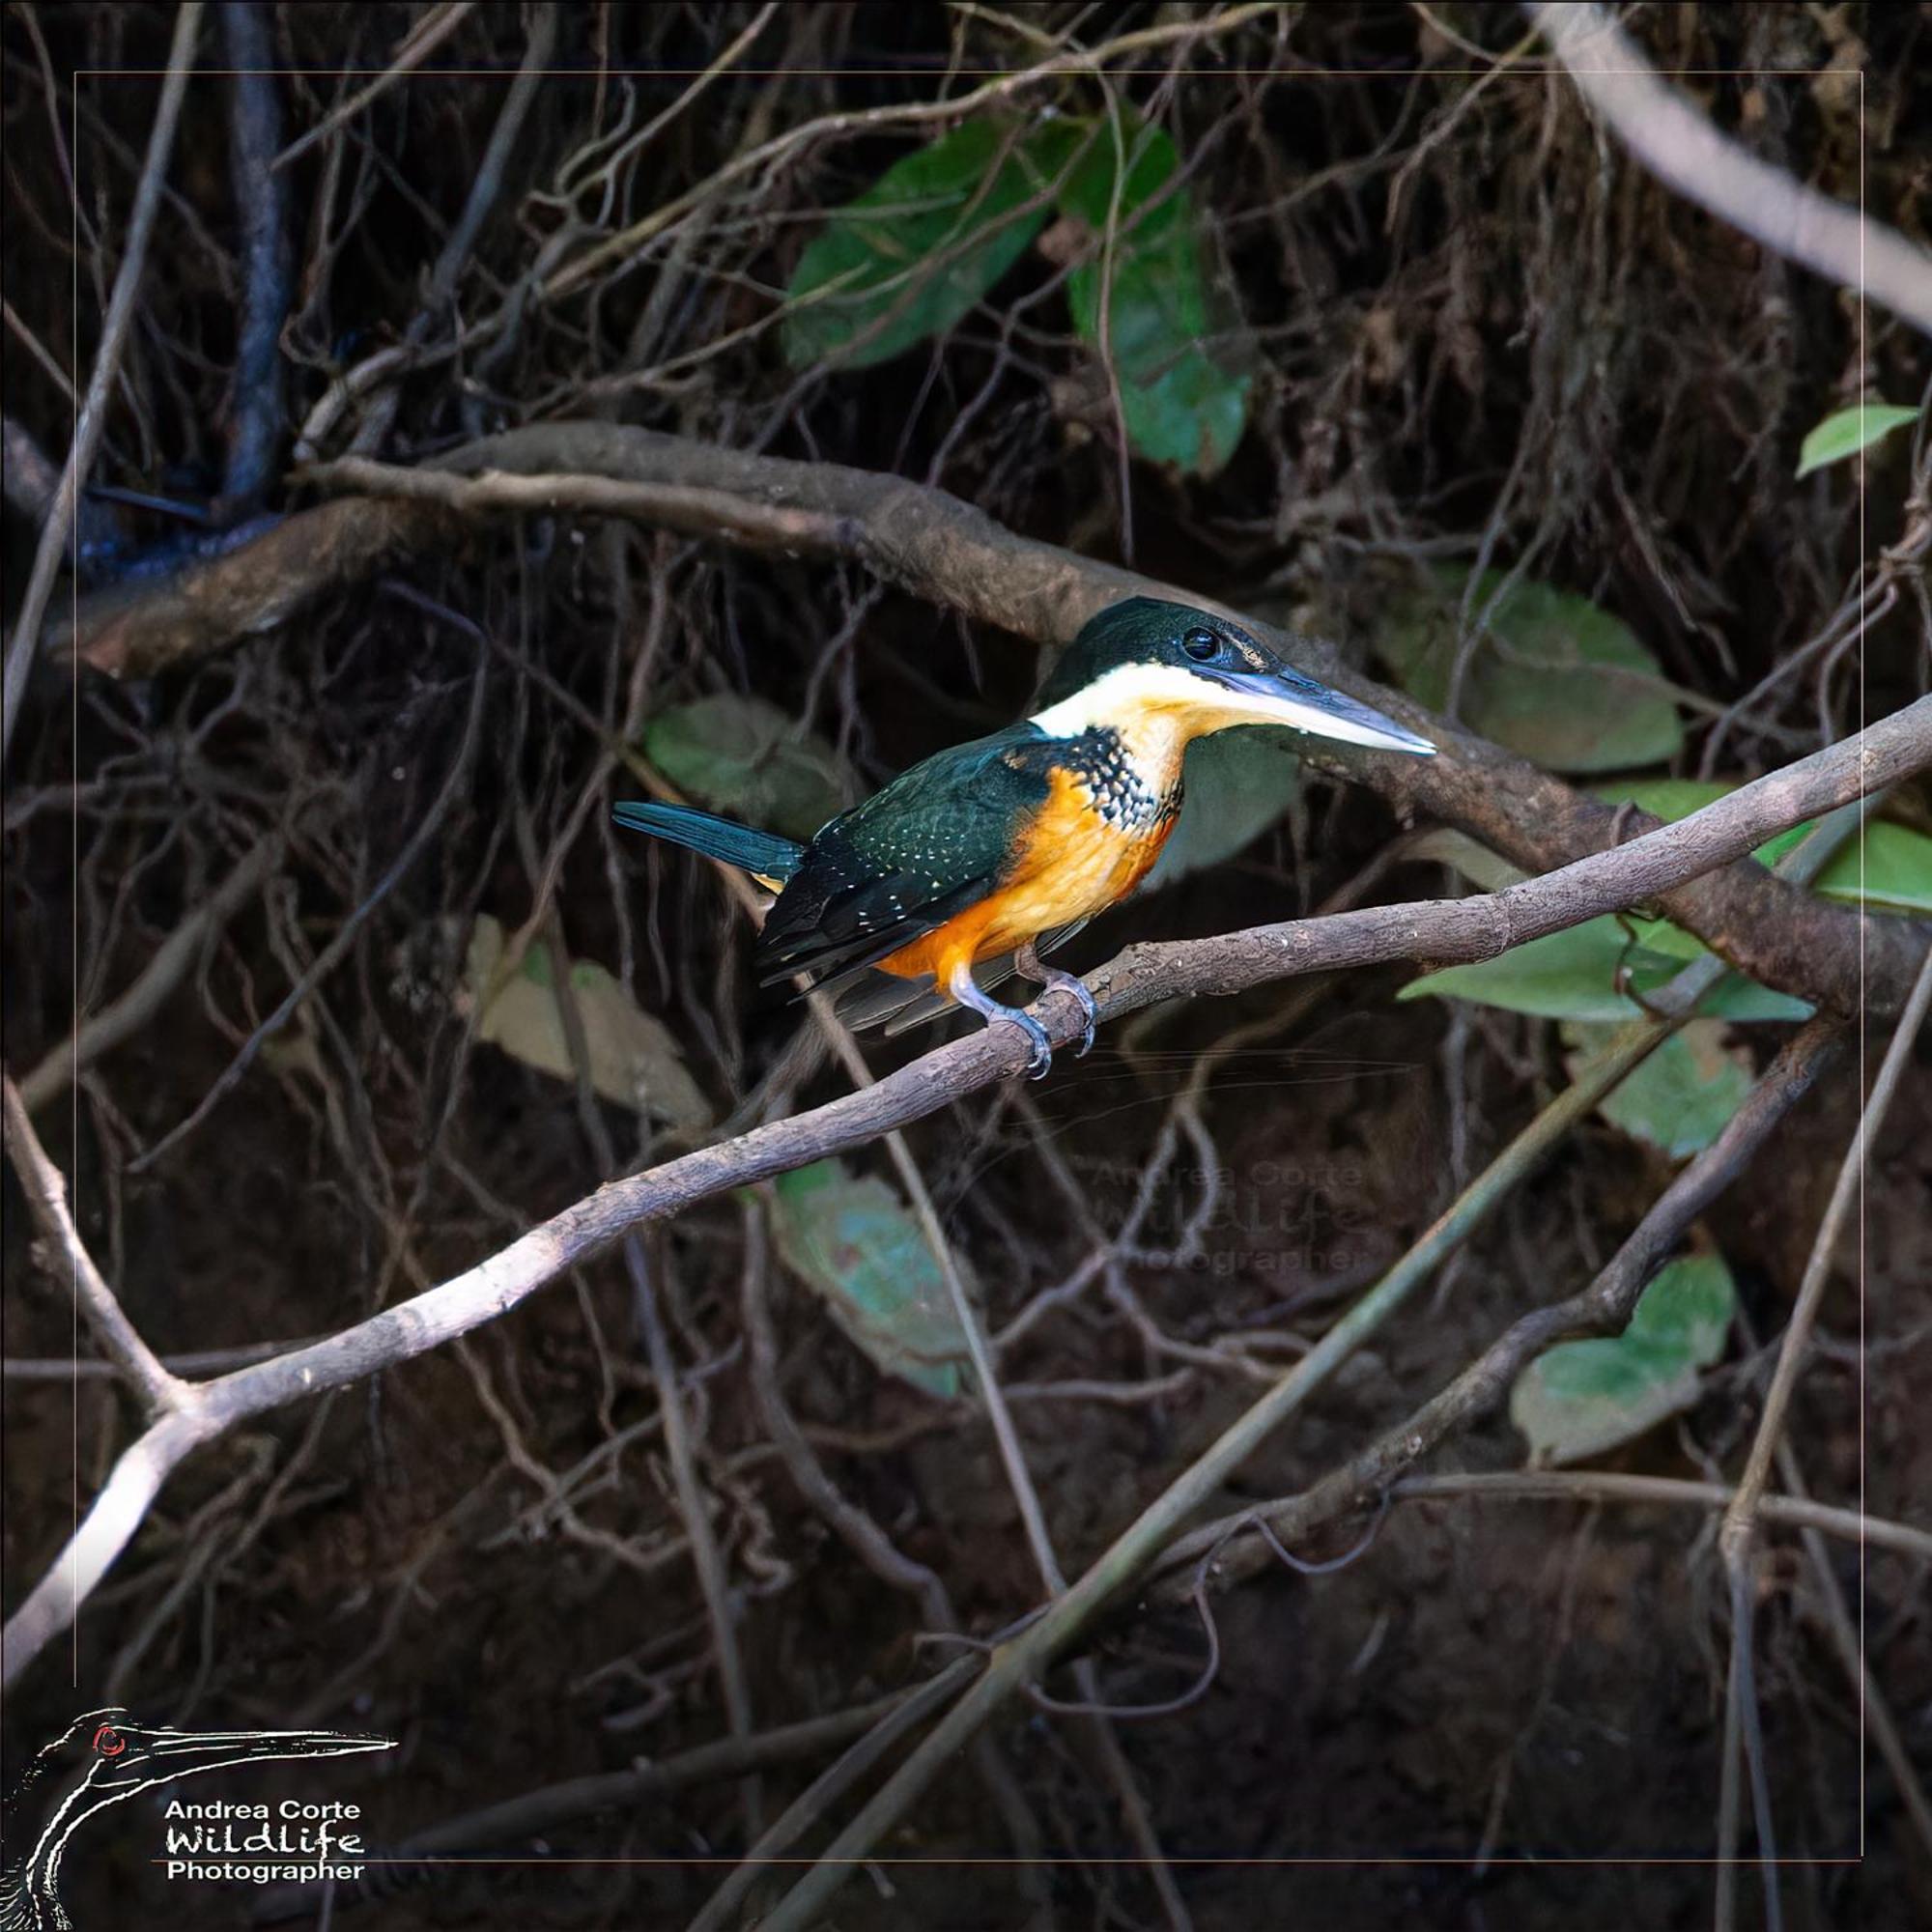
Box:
[615,598,1434,1075]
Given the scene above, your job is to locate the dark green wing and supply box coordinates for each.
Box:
[756,723,1053,989]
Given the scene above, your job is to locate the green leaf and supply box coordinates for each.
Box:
[1617,915,1711,963]
[1624,1253,1737,1352]
[1399,922,1673,1021]
[1796,401,1919,477]
[1821,821,1932,915]
[1600,780,1932,916]
[1404,828,1528,894]
[1510,1254,1735,1464]
[1564,1018,1752,1157]
[1398,918,1810,1022]
[783,119,1050,370]
[1143,727,1299,889]
[1599,777,1732,826]
[767,1161,969,1398]
[1057,118,1251,475]
[641,694,851,842]
[1379,568,1683,773]
[465,916,711,1128]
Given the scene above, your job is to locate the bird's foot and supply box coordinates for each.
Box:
[950,961,1054,1077]
[1015,944,1096,1058]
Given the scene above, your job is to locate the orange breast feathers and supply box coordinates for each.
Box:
[878,769,1170,981]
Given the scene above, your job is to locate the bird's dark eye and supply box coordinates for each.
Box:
[1181,628,1221,663]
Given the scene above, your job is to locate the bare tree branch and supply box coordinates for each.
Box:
[54,495,451,677]
[1530,3,1932,338]
[4,704,1920,1687]
[2,1078,191,1417]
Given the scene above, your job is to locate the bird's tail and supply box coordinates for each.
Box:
[612,801,805,888]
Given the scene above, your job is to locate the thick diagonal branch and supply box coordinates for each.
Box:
[4,699,1923,1688]
[1531,2,1932,338]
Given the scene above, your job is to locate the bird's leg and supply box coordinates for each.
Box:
[1015,941,1096,1058]
[947,959,1052,1078]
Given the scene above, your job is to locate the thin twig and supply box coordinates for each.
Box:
[128,626,489,1172]
[270,2,478,175]
[0,0,202,773]
[556,3,781,224]
[1384,1472,1932,1564]
[348,2,557,455]
[1770,1439,1932,1867]
[538,4,1287,302]
[3,304,78,409]
[2,1077,189,1419]
[1713,945,1932,1929]
[16,834,283,1114]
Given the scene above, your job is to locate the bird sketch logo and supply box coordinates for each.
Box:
[1,1707,393,1930]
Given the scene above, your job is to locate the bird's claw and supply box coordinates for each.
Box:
[1009,1009,1053,1079]
[1031,969,1096,1059]
[1065,980,1098,1058]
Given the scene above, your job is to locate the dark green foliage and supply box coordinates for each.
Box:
[782,119,1055,370]
[784,112,1250,472]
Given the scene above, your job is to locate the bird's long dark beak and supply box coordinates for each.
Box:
[1206,665,1436,755]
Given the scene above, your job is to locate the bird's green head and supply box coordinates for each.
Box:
[1031,597,1435,755]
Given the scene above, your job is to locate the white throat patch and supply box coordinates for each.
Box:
[1029,659,1407,753]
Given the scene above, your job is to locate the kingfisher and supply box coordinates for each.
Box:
[614,598,1434,1075]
